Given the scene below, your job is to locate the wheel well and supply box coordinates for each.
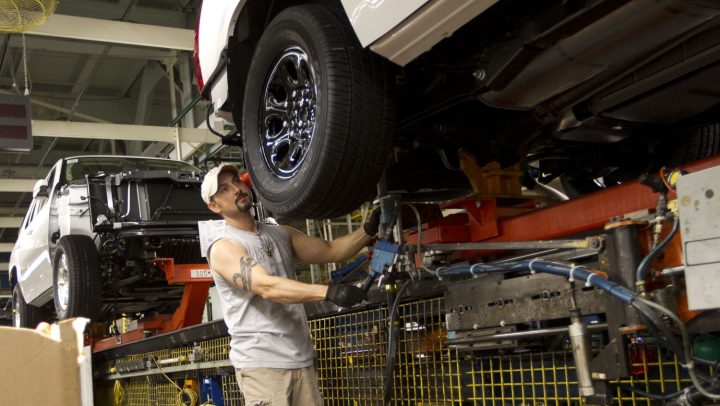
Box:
[227,0,343,125]
[234,0,339,42]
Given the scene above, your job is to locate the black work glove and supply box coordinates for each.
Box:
[325,284,367,308]
[363,207,382,237]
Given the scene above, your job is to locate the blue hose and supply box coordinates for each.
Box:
[330,255,368,281]
[635,218,680,283]
[437,259,637,304]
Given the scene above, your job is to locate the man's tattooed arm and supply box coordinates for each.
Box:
[232,257,258,291]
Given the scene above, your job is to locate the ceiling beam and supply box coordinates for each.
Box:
[16,37,178,60]
[143,140,175,157]
[0,164,52,179]
[135,62,165,124]
[0,207,35,215]
[33,120,216,144]
[70,55,102,95]
[0,179,36,192]
[118,61,147,97]
[57,0,191,28]
[0,89,111,123]
[26,14,194,51]
[0,217,22,228]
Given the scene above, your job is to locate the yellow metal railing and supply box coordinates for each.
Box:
[101,296,700,406]
[200,336,231,362]
[468,352,580,405]
[612,346,692,405]
[222,374,245,406]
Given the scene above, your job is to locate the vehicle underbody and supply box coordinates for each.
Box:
[203,0,720,219]
[387,0,720,195]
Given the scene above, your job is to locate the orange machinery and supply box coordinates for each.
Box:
[92,258,212,352]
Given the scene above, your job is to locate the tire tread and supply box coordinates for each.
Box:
[53,235,101,321]
[242,5,395,219]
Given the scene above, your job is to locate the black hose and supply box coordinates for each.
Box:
[618,385,686,400]
[631,299,684,359]
[206,105,228,138]
[383,281,411,406]
[636,218,680,283]
[631,301,720,385]
[666,384,720,406]
[692,356,720,368]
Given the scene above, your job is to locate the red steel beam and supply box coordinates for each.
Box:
[161,282,210,333]
[154,258,212,284]
[489,155,720,242]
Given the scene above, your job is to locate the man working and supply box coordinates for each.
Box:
[200,163,379,405]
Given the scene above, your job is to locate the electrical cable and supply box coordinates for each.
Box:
[631,299,683,357]
[633,300,716,387]
[149,354,200,406]
[113,379,125,406]
[383,280,411,406]
[692,355,720,368]
[176,387,199,406]
[400,202,423,259]
[636,217,680,283]
[618,385,686,400]
[636,297,720,401]
[637,298,691,364]
[206,104,228,138]
[659,167,675,191]
[400,202,424,282]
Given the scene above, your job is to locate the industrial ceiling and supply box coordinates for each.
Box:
[0,0,241,277]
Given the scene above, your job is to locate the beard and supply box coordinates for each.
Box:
[235,192,253,212]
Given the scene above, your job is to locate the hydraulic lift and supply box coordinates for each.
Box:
[91,258,212,353]
[92,155,720,405]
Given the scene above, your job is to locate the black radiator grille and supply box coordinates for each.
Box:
[156,240,204,264]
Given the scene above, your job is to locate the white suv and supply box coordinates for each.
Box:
[9,156,211,328]
[196,0,720,219]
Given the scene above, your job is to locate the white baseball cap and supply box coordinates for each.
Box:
[201,163,239,204]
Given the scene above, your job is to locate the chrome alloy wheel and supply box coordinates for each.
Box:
[55,253,70,312]
[12,291,20,328]
[260,47,318,179]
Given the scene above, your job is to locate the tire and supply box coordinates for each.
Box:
[560,122,720,197]
[12,284,43,328]
[242,5,395,219]
[53,235,101,321]
[670,122,720,164]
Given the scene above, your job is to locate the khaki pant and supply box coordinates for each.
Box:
[235,366,323,406]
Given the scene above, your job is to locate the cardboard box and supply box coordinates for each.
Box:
[0,319,88,405]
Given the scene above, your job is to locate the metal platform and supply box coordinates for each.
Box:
[95,296,702,405]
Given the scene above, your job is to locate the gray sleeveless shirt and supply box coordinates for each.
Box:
[207,222,314,369]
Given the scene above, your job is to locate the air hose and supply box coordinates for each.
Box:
[434,258,720,402]
[635,217,680,284]
[330,255,368,283]
[383,280,411,406]
[438,260,636,304]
